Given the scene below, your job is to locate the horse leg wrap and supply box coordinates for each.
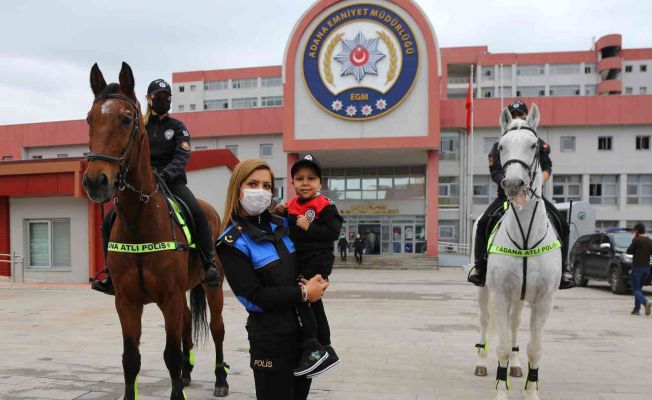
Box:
[214,362,230,397]
[495,362,510,390]
[524,364,539,390]
[475,343,488,353]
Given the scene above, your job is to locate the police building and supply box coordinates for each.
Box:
[2,0,652,282]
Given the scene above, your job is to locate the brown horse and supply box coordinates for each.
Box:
[82,62,229,399]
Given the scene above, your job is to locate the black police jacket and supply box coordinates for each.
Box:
[147,115,191,184]
[489,138,552,196]
[217,212,302,336]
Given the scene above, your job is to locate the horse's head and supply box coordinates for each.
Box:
[497,104,541,204]
[83,62,144,203]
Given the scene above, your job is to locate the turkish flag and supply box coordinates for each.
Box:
[465,75,473,136]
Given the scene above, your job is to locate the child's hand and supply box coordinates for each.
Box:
[296,215,310,231]
[274,203,288,215]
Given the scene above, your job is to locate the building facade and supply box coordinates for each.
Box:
[2,0,652,279]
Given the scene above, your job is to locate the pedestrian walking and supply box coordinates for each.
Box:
[338,235,349,262]
[353,233,364,265]
[626,223,652,315]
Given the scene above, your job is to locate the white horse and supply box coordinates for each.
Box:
[477,104,561,400]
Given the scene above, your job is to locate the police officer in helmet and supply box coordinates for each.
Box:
[92,79,219,294]
[467,100,575,289]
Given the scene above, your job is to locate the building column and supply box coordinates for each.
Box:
[618,173,627,212]
[426,150,439,257]
[0,197,10,277]
[286,153,299,200]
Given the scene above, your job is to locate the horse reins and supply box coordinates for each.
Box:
[86,94,157,203]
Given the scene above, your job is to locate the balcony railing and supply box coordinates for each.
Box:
[447,76,476,84]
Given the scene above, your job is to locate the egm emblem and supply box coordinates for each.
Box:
[303,3,419,121]
[164,129,175,140]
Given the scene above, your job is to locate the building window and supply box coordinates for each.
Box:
[178,105,185,112]
[552,175,582,203]
[2,156,13,161]
[32,155,43,159]
[27,219,71,269]
[274,178,285,202]
[204,99,228,110]
[194,145,208,151]
[179,86,185,92]
[190,84,196,92]
[550,63,580,75]
[549,85,580,96]
[439,176,459,207]
[516,86,546,97]
[636,136,650,150]
[625,65,632,73]
[204,80,229,90]
[473,175,498,205]
[481,66,494,80]
[626,220,652,232]
[261,96,283,107]
[483,137,497,153]
[231,97,257,109]
[483,88,494,98]
[584,85,597,95]
[584,64,595,74]
[439,220,460,243]
[260,144,273,158]
[641,65,648,72]
[232,78,257,89]
[322,166,425,201]
[261,76,282,87]
[596,220,619,231]
[598,136,612,151]
[625,87,633,95]
[589,175,618,205]
[560,136,576,152]
[640,87,648,95]
[189,104,196,111]
[516,64,545,76]
[627,175,652,205]
[440,133,459,161]
[56,154,68,158]
[225,145,238,157]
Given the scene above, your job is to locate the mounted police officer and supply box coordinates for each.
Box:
[468,100,575,289]
[92,79,219,294]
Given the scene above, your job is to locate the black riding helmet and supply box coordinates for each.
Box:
[507,100,528,118]
[147,79,172,96]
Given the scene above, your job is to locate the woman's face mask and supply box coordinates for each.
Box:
[240,188,272,216]
[151,95,171,115]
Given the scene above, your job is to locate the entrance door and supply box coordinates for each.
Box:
[359,224,381,255]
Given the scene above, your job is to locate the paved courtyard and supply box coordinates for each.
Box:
[1,268,652,400]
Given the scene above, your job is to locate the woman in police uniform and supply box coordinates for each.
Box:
[217,159,329,400]
[92,79,219,294]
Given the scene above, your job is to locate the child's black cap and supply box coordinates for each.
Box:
[291,154,321,179]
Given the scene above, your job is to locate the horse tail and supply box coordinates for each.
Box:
[190,284,209,344]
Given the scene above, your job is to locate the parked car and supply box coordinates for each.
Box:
[569,228,652,294]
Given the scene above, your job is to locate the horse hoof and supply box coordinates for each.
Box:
[181,376,191,387]
[213,385,229,397]
[509,366,523,377]
[474,366,488,376]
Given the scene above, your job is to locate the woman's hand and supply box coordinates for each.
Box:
[274,203,288,215]
[296,215,310,231]
[301,275,329,302]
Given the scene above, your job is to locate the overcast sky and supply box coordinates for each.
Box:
[1,0,650,125]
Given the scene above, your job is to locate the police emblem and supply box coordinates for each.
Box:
[181,142,191,151]
[305,209,316,223]
[164,129,174,140]
[303,3,419,121]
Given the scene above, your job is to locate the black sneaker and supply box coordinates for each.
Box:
[91,269,115,296]
[631,308,641,315]
[559,271,576,290]
[306,345,341,379]
[467,264,486,287]
[294,347,329,376]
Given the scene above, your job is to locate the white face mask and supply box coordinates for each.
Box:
[240,188,272,216]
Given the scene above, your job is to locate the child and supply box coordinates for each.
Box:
[278,154,342,378]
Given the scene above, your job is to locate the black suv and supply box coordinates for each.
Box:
[570,229,652,294]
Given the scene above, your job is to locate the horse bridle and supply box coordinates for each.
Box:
[500,125,542,200]
[86,94,157,203]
